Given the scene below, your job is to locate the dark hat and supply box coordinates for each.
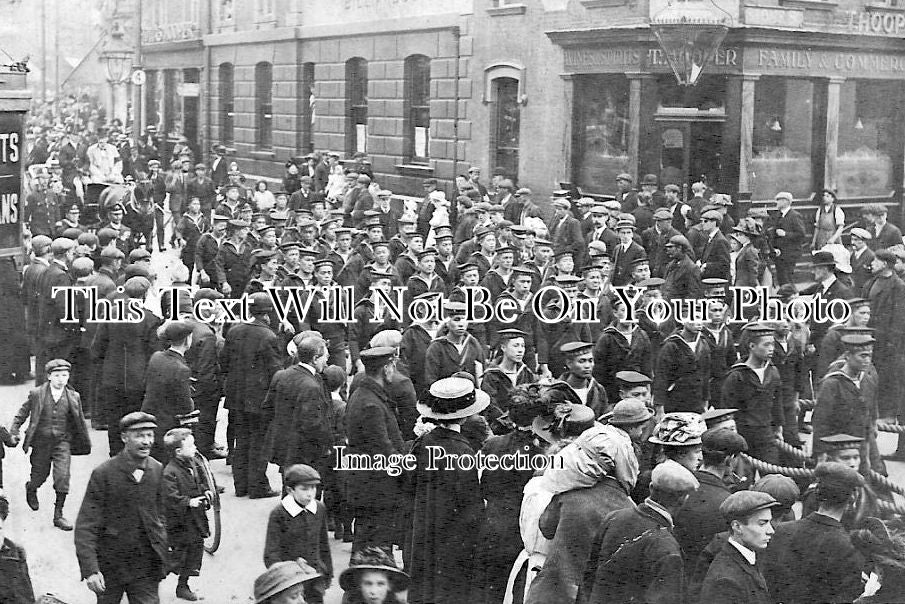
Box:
[580,264,603,274]
[875,249,898,266]
[512,266,535,277]
[532,403,596,443]
[702,278,729,298]
[283,464,321,487]
[417,247,438,260]
[616,173,633,182]
[253,559,323,604]
[31,234,53,253]
[369,270,394,283]
[752,474,801,509]
[159,320,193,343]
[775,283,798,300]
[51,237,76,255]
[193,162,206,171]
[560,341,593,355]
[129,248,152,262]
[701,209,723,222]
[702,407,738,428]
[554,274,583,287]
[615,218,636,231]
[193,288,224,304]
[474,226,495,240]
[252,249,278,264]
[323,365,347,391]
[815,461,865,492]
[534,238,553,248]
[666,234,691,251]
[628,256,650,268]
[370,240,390,250]
[663,184,681,194]
[227,218,250,229]
[248,292,274,314]
[641,173,658,186]
[61,227,83,240]
[434,227,454,240]
[457,262,479,274]
[77,232,98,247]
[124,265,151,280]
[418,376,490,421]
[444,301,469,316]
[496,245,515,257]
[223,182,241,191]
[123,276,152,297]
[840,333,876,348]
[339,546,410,592]
[811,250,837,267]
[607,398,654,426]
[616,370,652,386]
[45,358,72,374]
[120,411,158,433]
[743,322,776,338]
[553,249,574,261]
[702,427,748,455]
[720,490,781,521]
[359,346,397,370]
[497,328,528,342]
[313,258,334,270]
[255,224,276,234]
[819,433,865,451]
[211,213,231,222]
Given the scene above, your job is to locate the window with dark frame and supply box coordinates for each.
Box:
[145,69,159,132]
[346,57,368,155]
[219,63,234,146]
[302,62,315,154]
[491,76,520,182]
[405,55,431,164]
[255,62,274,149]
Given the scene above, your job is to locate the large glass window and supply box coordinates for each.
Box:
[750,77,815,200]
[346,58,368,155]
[255,62,273,149]
[837,80,902,198]
[404,55,431,163]
[164,69,184,141]
[574,75,630,195]
[491,77,520,182]
[219,63,234,146]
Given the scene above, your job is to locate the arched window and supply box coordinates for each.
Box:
[485,64,526,182]
[345,57,368,154]
[219,63,234,145]
[255,61,273,149]
[404,55,431,163]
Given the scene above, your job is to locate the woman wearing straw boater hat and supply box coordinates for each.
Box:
[405,377,489,604]
[729,217,762,288]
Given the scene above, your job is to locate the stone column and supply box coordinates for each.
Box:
[561,74,575,185]
[825,77,844,191]
[738,74,759,195]
[627,73,644,185]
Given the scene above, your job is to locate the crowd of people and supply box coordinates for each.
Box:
[3,111,905,604]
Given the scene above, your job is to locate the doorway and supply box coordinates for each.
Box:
[658,120,723,196]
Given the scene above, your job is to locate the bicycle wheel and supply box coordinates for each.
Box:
[196,452,222,554]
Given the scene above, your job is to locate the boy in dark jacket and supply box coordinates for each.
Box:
[162,428,210,601]
[264,464,333,604]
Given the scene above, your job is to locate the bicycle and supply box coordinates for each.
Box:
[176,410,222,554]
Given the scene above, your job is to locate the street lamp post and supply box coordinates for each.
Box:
[100,23,134,126]
[651,0,732,87]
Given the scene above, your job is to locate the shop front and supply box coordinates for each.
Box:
[552,28,905,218]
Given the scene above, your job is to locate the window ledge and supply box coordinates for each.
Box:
[251,150,276,159]
[866,3,905,10]
[581,0,628,8]
[779,0,837,10]
[395,163,435,177]
[487,4,527,16]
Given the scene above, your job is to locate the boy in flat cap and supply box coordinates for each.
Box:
[142,321,195,462]
[75,412,169,603]
[698,490,780,604]
[763,462,866,604]
[9,359,90,530]
[264,464,332,604]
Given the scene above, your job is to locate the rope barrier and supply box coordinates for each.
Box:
[775,439,811,462]
[877,422,905,434]
[878,499,905,515]
[740,453,816,479]
[869,469,905,498]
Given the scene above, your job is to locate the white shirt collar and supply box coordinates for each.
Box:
[281,494,318,517]
[820,274,837,291]
[728,536,757,565]
[299,363,317,376]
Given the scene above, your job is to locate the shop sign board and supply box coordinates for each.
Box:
[0,111,23,256]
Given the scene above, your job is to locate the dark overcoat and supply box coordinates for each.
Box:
[700,230,732,282]
[424,333,486,384]
[0,538,35,604]
[406,428,485,604]
[662,254,702,300]
[349,371,418,441]
[673,470,731,568]
[141,349,194,454]
[37,259,78,348]
[592,326,652,404]
[654,332,712,413]
[525,478,633,604]
[263,364,333,467]
[344,377,405,509]
[220,319,283,414]
[74,452,169,586]
[91,304,162,392]
[585,502,685,604]
[162,456,210,545]
[698,540,771,604]
[401,323,434,400]
[812,368,877,457]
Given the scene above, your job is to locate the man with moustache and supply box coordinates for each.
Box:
[75,412,169,604]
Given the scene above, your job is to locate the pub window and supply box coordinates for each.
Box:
[256,62,274,149]
[750,77,815,200]
[164,69,185,141]
[219,63,234,146]
[573,74,630,195]
[346,57,368,155]
[301,62,316,154]
[404,55,431,163]
[490,76,521,183]
[837,80,903,199]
